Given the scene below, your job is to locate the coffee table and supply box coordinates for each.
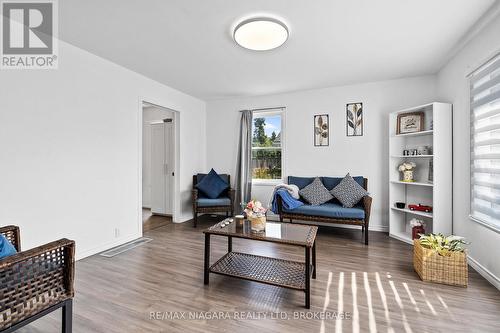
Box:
[203,219,318,308]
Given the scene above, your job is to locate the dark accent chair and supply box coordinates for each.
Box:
[192,174,235,227]
[276,177,373,245]
[0,225,75,333]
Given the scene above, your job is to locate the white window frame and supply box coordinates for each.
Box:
[469,52,500,233]
[251,108,285,185]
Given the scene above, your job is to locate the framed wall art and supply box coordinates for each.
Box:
[346,103,363,136]
[314,114,329,146]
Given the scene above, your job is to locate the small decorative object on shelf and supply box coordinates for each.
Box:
[408,204,433,213]
[396,111,424,134]
[398,162,416,182]
[403,149,410,156]
[414,234,469,287]
[417,146,429,155]
[243,200,267,232]
[395,202,406,209]
[409,218,425,239]
[428,160,434,183]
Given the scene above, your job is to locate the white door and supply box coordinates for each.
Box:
[151,121,174,215]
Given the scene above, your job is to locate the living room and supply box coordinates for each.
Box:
[1,1,500,332]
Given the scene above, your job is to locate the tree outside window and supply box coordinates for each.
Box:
[251,112,282,180]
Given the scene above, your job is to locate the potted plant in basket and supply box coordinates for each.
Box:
[414,233,469,287]
[243,200,267,232]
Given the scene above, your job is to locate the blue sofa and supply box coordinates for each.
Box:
[276,176,372,244]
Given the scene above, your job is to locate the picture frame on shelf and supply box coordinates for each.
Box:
[396,111,424,134]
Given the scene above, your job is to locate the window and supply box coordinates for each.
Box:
[251,109,284,181]
[470,53,500,231]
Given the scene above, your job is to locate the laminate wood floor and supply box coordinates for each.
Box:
[17,215,500,333]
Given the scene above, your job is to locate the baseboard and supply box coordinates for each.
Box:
[76,233,142,261]
[468,256,500,290]
[174,214,193,223]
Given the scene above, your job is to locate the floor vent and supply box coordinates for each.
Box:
[99,237,152,257]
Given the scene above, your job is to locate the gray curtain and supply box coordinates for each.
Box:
[234,110,253,212]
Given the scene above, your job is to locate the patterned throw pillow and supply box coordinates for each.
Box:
[330,173,368,208]
[299,177,333,206]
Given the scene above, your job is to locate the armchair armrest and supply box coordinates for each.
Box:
[0,225,21,251]
[192,189,199,208]
[0,238,75,330]
[363,195,373,226]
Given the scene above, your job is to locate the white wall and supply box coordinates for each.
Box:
[142,106,174,208]
[0,41,206,260]
[206,76,437,231]
[437,13,500,288]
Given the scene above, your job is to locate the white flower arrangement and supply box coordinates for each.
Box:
[409,218,424,227]
[243,199,267,218]
[398,162,416,172]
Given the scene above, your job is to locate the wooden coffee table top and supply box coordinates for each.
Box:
[203,219,318,247]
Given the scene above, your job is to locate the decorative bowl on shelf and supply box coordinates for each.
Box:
[395,202,406,209]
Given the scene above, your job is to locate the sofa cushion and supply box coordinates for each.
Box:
[330,173,369,208]
[299,177,333,205]
[283,202,365,220]
[0,234,17,259]
[322,176,365,191]
[196,169,228,199]
[288,176,315,190]
[197,197,231,207]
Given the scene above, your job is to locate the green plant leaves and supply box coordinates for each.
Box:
[418,233,469,256]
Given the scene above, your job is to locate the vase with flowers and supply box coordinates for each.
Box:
[243,200,267,232]
[409,218,425,239]
[398,162,417,182]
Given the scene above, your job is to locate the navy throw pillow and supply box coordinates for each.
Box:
[0,234,17,259]
[196,169,228,199]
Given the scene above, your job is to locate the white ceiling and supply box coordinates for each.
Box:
[60,0,495,100]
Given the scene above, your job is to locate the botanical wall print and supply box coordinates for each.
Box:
[314,114,329,146]
[346,103,363,136]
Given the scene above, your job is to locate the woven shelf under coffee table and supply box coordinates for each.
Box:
[210,252,311,290]
[203,219,318,308]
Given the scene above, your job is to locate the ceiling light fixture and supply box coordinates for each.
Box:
[233,17,289,51]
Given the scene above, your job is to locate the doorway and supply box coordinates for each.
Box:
[142,102,176,231]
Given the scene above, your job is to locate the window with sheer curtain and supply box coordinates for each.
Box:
[470,53,500,230]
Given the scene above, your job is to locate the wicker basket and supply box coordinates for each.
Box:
[413,239,468,287]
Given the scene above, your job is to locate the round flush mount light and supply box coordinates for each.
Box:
[233,17,289,51]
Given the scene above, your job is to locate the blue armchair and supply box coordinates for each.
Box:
[192,174,235,227]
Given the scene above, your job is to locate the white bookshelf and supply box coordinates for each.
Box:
[388,102,452,245]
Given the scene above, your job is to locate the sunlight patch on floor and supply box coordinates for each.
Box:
[420,289,437,316]
[351,272,359,333]
[389,280,413,333]
[375,272,395,333]
[335,272,344,333]
[320,272,333,333]
[363,272,377,333]
[402,282,420,313]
